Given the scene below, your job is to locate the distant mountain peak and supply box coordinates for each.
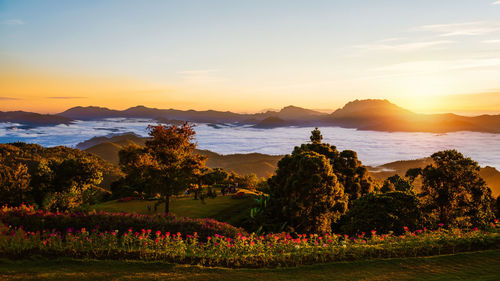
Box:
[279,105,326,116]
[332,99,413,117]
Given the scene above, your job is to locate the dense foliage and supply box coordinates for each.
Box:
[381,174,414,193]
[340,191,423,235]
[117,123,207,212]
[267,150,348,233]
[265,128,377,233]
[414,150,494,228]
[0,143,120,210]
[291,139,377,203]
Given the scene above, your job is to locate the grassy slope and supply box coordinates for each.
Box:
[1,250,499,280]
[92,195,255,226]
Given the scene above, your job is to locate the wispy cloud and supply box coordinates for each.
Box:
[0,97,22,100]
[355,40,454,51]
[493,1,500,5]
[483,39,500,43]
[46,96,86,99]
[1,19,24,25]
[416,21,500,36]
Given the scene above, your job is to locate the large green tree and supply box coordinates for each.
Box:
[268,151,348,233]
[416,150,494,228]
[291,128,377,204]
[119,123,207,213]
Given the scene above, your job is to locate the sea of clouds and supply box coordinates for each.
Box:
[1,118,499,169]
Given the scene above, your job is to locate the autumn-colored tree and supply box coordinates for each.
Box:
[119,123,207,213]
[416,150,494,228]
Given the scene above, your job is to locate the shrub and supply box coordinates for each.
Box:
[340,191,423,235]
[0,205,246,240]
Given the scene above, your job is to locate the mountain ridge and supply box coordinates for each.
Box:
[2,99,499,133]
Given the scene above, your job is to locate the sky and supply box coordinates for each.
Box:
[1,0,500,114]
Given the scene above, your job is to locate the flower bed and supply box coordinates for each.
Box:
[0,218,498,268]
[0,205,246,241]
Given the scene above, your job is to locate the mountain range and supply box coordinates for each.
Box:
[0,111,72,127]
[1,99,499,133]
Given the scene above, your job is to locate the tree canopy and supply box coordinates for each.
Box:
[291,128,377,203]
[118,123,207,213]
[268,150,348,233]
[416,150,494,228]
[0,143,115,210]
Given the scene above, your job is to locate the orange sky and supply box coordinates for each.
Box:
[1,66,500,115]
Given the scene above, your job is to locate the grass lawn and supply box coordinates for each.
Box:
[1,250,499,280]
[91,195,255,226]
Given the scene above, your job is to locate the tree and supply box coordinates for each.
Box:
[0,162,31,206]
[416,150,494,228]
[0,142,117,209]
[36,158,103,211]
[310,127,323,144]
[119,123,207,213]
[267,150,348,233]
[202,168,229,186]
[292,128,377,204]
[340,191,423,235]
[381,174,414,193]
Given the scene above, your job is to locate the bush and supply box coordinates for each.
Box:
[340,191,423,235]
[0,205,246,241]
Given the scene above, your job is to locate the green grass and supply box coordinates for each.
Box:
[91,195,255,226]
[1,250,499,280]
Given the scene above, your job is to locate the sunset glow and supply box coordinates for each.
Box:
[1,0,500,114]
